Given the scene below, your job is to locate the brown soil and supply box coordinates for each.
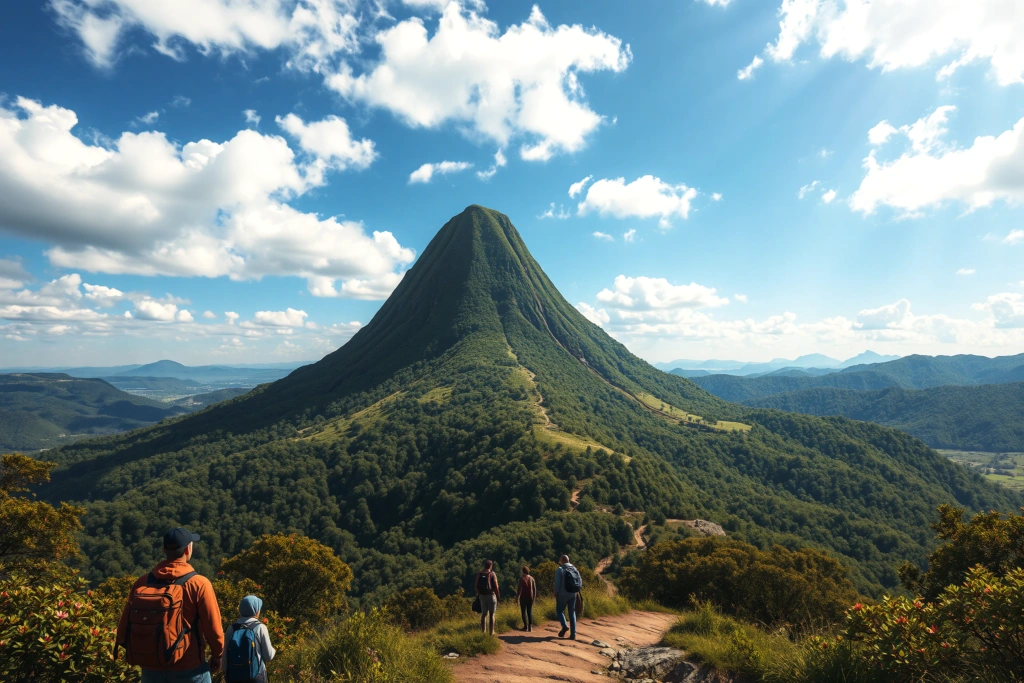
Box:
[452,610,678,683]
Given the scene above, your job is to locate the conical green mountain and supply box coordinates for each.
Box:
[45,206,1017,599]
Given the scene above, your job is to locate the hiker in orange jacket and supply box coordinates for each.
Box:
[116,527,225,682]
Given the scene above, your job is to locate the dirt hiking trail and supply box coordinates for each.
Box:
[453,610,677,683]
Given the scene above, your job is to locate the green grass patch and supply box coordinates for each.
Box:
[418,386,453,404]
[271,608,453,683]
[635,392,751,432]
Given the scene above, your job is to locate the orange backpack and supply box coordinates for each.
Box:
[124,571,201,667]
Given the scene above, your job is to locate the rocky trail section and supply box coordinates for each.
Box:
[452,610,678,683]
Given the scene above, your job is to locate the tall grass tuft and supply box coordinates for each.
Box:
[271,608,452,683]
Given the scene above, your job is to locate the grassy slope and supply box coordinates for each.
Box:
[38,206,1019,600]
[746,383,1024,452]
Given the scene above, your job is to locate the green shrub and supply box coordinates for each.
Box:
[845,566,1024,680]
[619,537,859,631]
[899,504,1024,600]
[220,533,352,628]
[384,587,461,631]
[0,573,137,682]
[271,608,452,683]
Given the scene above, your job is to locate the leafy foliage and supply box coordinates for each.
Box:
[0,453,83,579]
[899,504,1024,600]
[220,533,352,627]
[619,537,860,630]
[383,587,462,631]
[0,573,136,682]
[844,566,1024,680]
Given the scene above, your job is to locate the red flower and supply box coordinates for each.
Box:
[852,603,863,611]
[54,611,69,619]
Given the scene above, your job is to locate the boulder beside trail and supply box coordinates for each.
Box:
[609,646,746,683]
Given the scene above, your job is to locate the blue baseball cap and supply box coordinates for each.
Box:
[163,527,200,550]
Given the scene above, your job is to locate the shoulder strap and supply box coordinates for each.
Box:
[173,571,199,586]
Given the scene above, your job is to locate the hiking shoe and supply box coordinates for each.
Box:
[570,633,577,640]
[558,627,568,638]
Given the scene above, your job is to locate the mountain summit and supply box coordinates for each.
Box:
[45,206,1017,599]
[252,205,718,419]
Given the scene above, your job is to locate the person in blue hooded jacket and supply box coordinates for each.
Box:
[224,595,276,683]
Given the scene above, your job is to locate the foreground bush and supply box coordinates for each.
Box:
[619,537,859,630]
[271,608,452,682]
[0,574,136,682]
[844,565,1024,680]
[899,504,1024,600]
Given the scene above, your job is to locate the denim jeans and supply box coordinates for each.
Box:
[141,663,212,683]
[556,595,577,636]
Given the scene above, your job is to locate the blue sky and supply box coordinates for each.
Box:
[0,0,1022,367]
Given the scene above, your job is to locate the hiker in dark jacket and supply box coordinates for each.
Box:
[224,595,276,683]
[475,559,500,635]
[554,554,581,640]
[116,528,224,683]
[516,565,537,632]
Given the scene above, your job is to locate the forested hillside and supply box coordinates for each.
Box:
[40,206,1018,602]
[691,370,901,402]
[0,373,187,451]
[693,353,1024,401]
[746,383,1024,452]
[839,353,1024,387]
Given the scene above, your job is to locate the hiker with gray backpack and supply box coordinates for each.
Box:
[224,595,276,682]
[554,554,583,640]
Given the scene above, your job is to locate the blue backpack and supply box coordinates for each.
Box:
[226,619,261,682]
[562,565,583,593]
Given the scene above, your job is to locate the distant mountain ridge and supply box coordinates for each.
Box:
[655,350,900,376]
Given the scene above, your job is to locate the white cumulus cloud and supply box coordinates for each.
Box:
[577,175,698,228]
[0,96,413,300]
[737,55,763,80]
[851,106,1024,215]
[1003,229,1024,245]
[52,0,360,71]
[328,3,631,161]
[568,175,592,198]
[755,0,1024,86]
[276,112,376,172]
[251,308,309,327]
[408,160,473,184]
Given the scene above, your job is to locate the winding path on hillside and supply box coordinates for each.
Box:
[452,610,677,683]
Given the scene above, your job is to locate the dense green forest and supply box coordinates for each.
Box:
[0,373,187,451]
[39,206,1018,603]
[746,383,1024,452]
